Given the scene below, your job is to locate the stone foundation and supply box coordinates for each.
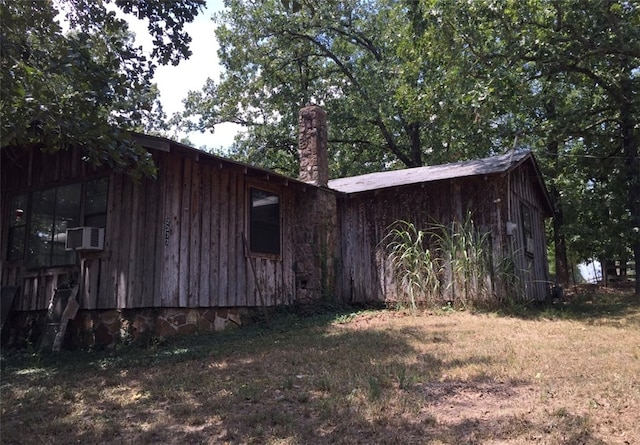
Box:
[2,307,253,350]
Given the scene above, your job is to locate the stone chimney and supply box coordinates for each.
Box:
[298,105,328,187]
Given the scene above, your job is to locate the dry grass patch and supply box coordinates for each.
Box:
[2,288,639,444]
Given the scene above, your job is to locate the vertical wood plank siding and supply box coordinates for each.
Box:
[1,147,298,311]
[226,172,237,307]
[338,167,550,303]
[2,146,548,311]
[506,163,551,301]
[161,155,181,306]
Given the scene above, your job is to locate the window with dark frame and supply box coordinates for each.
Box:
[249,187,281,255]
[6,178,109,268]
[7,194,27,261]
[27,184,81,268]
[521,203,534,256]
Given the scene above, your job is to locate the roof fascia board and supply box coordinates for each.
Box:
[128,131,308,188]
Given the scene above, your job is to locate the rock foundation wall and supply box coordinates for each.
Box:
[2,307,253,349]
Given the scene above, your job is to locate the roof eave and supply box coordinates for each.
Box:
[507,152,554,217]
[129,132,309,188]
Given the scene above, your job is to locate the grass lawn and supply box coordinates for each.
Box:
[2,286,639,444]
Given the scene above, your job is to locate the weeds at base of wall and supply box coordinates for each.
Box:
[258,299,377,324]
[384,221,440,311]
[118,326,167,351]
[383,213,522,311]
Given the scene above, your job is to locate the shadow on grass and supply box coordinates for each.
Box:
[429,411,607,445]
[0,318,441,443]
[1,300,618,444]
[0,302,363,373]
[496,285,640,327]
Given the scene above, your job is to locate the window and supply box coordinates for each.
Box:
[521,203,534,256]
[6,178,109,268]
[249,187,281,255]
[27,184,81,268]
[7,194,27,261]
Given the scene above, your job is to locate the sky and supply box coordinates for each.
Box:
[120,0,241,151]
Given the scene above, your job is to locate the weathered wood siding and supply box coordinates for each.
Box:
[1,146,300,311]
[505,162,551,301]
[337,164,550,303]
[150,152,297,310]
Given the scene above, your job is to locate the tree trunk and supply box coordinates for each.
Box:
[543,101,570,286]
[550,185,570,286]
[407,122,423,167]
[620,79,640,295]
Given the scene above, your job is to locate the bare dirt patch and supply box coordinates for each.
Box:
[420,379,535,419]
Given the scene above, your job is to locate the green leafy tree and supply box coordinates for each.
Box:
[1,0,205,177]
[525,1,636,290]
[397,0,640,290]
[180,0,519,177]
[522,1,638,291]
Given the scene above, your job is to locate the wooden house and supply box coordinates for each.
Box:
[1,106,552,348]
[329,151,554,305]
[0,107,339,347]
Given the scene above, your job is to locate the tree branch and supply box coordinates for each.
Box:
[282,29,414,167]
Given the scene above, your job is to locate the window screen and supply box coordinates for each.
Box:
[9,177,109,268]
[27,184,81,268]
[249,188,281,255]
[7,194,28,261]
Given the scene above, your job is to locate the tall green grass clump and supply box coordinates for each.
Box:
[431,213,493,308]
[384,221,441,310]
[384,213,520,310]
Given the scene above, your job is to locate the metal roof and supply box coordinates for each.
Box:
[328,150,532,194]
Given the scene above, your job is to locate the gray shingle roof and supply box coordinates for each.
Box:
[328,150,532,194]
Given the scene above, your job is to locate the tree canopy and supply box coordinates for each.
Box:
[181,0,639,290]
[181,0,521,177]
[1,0,205,177]
[423,0,640,286]
[2,0,637,289]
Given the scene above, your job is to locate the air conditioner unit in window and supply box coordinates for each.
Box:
[65,227,104,251]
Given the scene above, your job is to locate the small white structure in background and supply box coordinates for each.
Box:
[579,261,602,284]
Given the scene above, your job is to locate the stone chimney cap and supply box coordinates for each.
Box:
[298,106,328,187]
